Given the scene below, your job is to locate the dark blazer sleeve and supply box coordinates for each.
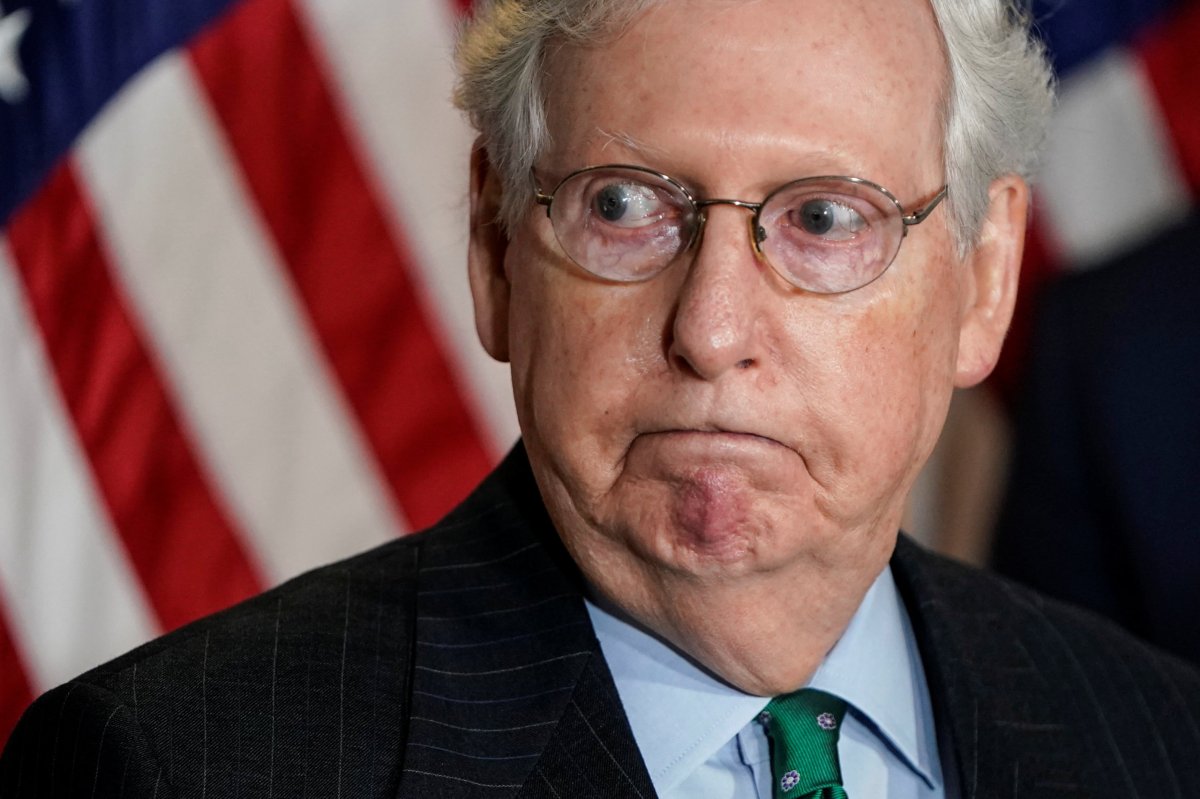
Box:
[1,681,170,797]
[1,538,421,799]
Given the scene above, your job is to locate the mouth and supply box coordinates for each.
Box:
[617,429,802,559]
[638,428,791,452]
[625,428,801,471]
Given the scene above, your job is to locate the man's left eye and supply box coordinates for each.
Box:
[792,198,867,240]
[591,182,666,228]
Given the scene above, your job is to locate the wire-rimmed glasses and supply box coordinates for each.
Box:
[533,165,948,295]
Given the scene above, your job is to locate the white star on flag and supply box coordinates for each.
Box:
[0,6,32,103]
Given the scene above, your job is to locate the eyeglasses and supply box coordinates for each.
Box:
[533,165,948,295]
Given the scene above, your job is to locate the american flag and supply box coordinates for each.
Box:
[2,0,1199,745]
[0,0,518,742]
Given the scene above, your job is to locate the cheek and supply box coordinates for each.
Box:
[506,277,588,435]
[504,252,668,482]
[804,262,963,501]
[853,310,954,443]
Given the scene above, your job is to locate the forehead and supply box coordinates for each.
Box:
[541,0,948,192]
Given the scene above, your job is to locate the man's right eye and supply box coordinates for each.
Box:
[589,182,665,228]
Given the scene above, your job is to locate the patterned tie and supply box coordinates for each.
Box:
[761,689,850,799]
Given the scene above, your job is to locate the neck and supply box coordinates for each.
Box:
[584,540,894,696]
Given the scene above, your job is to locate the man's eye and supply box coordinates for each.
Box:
[590,183,665,228]
[793,198,867,239]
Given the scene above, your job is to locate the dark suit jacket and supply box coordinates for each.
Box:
[993,215,1200,663]
[4,445,1200,797]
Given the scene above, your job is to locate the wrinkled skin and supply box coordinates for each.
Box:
[468,0,1028,695]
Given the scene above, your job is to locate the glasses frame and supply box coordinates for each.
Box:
[533,164,949,294]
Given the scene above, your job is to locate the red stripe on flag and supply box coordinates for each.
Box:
[1138,2,1200,196]
[0,606,33,745]
[5,163,266,632]
[189,0,494,530]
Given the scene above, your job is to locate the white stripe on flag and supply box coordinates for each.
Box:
[0,239,158,688]
[1038,48,1190,267]
[75,53,401,585]
[297,0,520,455]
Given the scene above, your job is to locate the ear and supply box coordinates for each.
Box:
[468,139,512,362]
[954,175,1029,388]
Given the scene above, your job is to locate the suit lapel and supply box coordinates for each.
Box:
[515,653,658,799]
[892,536,1096,799]
[398,446,654,798]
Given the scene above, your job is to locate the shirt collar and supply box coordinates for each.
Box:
[586,565,939,795]
[809,565,941,788]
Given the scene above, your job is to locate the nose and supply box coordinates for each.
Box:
[667,207,767,381]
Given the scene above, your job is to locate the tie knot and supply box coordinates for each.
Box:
[762,689,849,798]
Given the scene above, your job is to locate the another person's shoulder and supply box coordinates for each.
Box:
[1037,212,1200,342]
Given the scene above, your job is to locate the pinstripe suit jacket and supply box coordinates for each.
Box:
[4,445,1200,798]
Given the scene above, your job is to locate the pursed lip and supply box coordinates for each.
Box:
[634,426,795,455]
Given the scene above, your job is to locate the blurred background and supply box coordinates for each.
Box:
[1,0,1198,743]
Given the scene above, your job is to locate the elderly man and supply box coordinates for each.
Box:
[4,0,1199,796]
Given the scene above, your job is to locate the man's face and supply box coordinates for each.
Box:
[470,0,1023,691]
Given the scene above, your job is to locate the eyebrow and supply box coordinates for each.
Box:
[596,128,665,160]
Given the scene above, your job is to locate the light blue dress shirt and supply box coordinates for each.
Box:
[585,566,944,798]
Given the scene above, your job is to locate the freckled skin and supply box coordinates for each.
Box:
[467,0,1028,695]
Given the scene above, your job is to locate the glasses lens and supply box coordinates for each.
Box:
[757,178,901,294]
[547,167,694,282]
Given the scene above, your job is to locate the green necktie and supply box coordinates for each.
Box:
[761,689,850,799]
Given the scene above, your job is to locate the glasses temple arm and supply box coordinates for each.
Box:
[901,185,949,226]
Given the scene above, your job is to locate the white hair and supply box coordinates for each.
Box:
[454,0,1054,254]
